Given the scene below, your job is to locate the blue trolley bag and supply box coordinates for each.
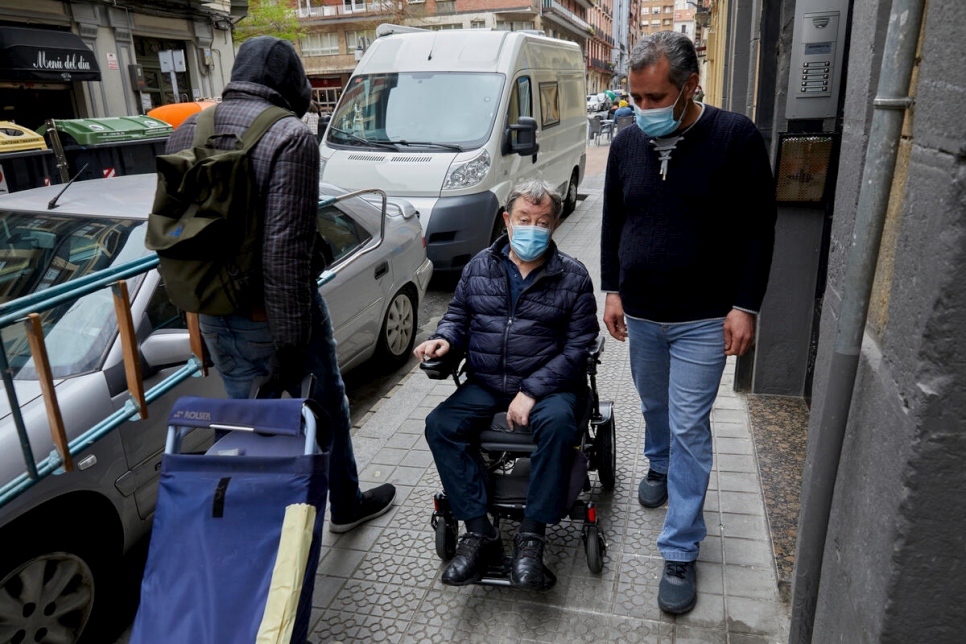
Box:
[130,396,331,644]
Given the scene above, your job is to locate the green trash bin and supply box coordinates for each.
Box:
[37,116,173,181]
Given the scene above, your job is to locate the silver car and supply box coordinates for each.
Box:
[0,174,432,643]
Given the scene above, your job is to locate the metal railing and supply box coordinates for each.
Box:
[541,0,592,33]
[0,254,207,508]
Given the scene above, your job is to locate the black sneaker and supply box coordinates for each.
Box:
[510,532,546,590]
[441,532,503,586]
[638,469,668,508]
[329,483,396,533]
[658,560,697,614]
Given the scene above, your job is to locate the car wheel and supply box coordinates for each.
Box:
[562,169,579,217]
[0,537,116,644]
[377,287,417,368]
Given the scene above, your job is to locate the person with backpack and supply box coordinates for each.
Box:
[161,36,395,533]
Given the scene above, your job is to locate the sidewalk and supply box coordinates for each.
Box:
[307,155,791,643]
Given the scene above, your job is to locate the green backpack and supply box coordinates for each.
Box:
[146,105,291,315]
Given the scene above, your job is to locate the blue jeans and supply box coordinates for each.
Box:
[626,316,727,562]
[199,291,362,523]
[425,381,580,525]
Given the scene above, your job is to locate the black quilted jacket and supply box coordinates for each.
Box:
[431,235,599,399]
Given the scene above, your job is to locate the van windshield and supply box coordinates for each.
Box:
[327,72,505,150]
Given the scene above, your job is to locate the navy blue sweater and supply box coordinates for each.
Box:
[431,235,599,399]
[601,105,776,322]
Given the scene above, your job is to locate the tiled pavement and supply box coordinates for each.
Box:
[307,170,791,643]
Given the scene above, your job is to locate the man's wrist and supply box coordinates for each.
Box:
[733,306,758,316]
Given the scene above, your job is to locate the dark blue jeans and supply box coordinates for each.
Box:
[199,291,362,523]
[425,381,580,525]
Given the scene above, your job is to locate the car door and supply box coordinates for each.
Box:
[114,274,224,519]
[316,200,386,366]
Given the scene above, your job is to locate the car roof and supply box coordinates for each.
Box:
[0,174,156,220]
[0,174,358,220]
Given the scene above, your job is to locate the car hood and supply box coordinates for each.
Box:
[321,149,454,198]
[0,379,49,422]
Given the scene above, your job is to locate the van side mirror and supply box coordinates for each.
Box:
[507,117,539,159]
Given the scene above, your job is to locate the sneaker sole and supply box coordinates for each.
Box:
[638,490,668,508]
[658,592,697,614]
[328,491,396,533]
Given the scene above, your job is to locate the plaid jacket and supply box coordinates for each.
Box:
[166,81,319,349]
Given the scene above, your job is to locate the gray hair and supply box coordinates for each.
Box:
[629,31,699,90]
[505,179,563,220]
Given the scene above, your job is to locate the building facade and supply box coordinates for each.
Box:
[0,0,241,130]
[294,0,613,110]
[639,0,674,36]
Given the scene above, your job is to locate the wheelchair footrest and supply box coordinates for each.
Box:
[476,556,557,591]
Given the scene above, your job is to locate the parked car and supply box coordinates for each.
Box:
[0,174,432,643]
[586,94,603,113]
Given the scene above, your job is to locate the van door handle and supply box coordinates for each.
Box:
[374,261,388,279]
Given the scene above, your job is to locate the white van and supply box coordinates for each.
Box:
[319,25,587,273]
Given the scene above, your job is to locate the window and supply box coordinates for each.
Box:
[425,23,462,30]
[507,75,532,146]
[539,81,560,128]
[312,87,342,112]
[470,20,486,29]
[664,18,672,26]
[343,0,365,11]
[496,20,535,31]
[316,206,370,266]
[651,19,661,26]
[665,5,673,12]
[346,29,375,51]
[642,7,649,14]
[300,32,339,56]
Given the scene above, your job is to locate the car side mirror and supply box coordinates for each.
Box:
[140,330,193,370]
[507,116,539,159]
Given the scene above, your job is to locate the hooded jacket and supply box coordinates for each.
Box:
[431,235,600,399]
[166,37,318,350]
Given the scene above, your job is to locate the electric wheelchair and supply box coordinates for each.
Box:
[421,335,616,588]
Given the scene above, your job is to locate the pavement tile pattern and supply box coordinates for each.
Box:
[308,169,791,643]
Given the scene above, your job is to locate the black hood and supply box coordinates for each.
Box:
[230,37,312,117]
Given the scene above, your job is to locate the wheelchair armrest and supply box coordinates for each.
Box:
[587,335,605,367]
[419,351,464,380]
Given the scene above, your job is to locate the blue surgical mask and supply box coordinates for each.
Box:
[509,224,551,262]
[634,87,685,138]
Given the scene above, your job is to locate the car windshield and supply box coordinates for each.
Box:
[0,212,148,380]
[326,72,505,150]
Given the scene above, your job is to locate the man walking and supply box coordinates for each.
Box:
[601,31,776,614]
[166,36,394,534]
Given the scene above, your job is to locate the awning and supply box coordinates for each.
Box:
[0,26,101,83]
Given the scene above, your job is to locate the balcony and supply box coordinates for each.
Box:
[588,56,612,73]
[296,1,397,20]
[541,0,591,34]
[574,0,593,9]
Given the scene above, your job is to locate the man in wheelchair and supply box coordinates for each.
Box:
[414,180,599,589]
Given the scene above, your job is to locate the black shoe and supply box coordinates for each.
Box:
[510,532,546,590]
[441,532,503,586]
[638,469,668,508]
[329,483,396,533]
[658,560,697,614]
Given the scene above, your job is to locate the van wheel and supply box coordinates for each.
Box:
[376,286,417,369]
[562,170,579,217]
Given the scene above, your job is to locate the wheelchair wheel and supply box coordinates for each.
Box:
[584,525,605,573]
[435,517,458,561]
[597,417,616,491]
